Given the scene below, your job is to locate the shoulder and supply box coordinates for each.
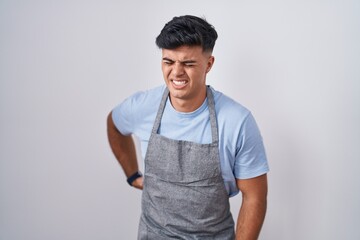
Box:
[116,85,165,117]
[125,85,166,107]
[210,86,250,123]
[111,85,165,134]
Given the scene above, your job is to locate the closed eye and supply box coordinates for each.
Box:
[162,58,197,66]
[162,58,174,65]
[183,61,196,67]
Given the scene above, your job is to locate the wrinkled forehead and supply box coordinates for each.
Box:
[161,45,210,60]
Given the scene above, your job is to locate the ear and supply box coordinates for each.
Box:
[206,56,215,73]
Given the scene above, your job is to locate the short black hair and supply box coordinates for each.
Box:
[155,15,218,53]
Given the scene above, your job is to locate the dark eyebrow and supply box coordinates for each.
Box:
[162,58,197,64]
[181,60,197,64]
[162,57,174,62]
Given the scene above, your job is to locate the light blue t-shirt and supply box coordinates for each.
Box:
[112,85,269,197]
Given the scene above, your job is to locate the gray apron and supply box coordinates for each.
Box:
[138,86,235,239]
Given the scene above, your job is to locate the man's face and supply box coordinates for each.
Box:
[161,45,214,112]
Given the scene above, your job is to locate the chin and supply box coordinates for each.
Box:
[169,89,187,99]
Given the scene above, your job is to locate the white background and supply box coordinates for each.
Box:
[1,0,359,239]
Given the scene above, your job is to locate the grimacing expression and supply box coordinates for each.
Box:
[161,45,214,112]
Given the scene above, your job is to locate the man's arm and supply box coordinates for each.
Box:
[107,112,143,189]
[235,174,268,240]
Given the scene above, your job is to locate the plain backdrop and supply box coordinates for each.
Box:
[1,0,359,239]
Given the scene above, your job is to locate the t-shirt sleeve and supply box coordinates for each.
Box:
[111,96,136,136]
[234,113,269,179]
[111,86,164,137]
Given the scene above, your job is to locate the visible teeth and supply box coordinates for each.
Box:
[173,80,186,86]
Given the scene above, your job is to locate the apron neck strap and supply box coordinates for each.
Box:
[206,86,219,143]
[151,86,219,143]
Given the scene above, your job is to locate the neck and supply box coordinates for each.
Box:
[170,89,207,113]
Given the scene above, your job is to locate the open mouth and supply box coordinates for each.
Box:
[172,80,187,86]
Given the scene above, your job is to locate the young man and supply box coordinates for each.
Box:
[107,15,269,239]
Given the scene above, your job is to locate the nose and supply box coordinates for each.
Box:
[172,62,185,77]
